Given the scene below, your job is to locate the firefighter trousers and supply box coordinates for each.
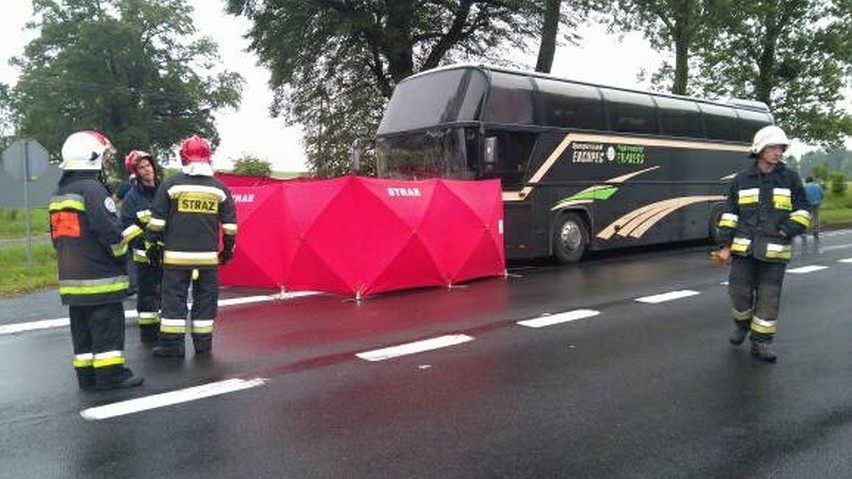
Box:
[70,302,131,388]
[728,256,787,343]
[158,268,219,354]
[136,263,163,343]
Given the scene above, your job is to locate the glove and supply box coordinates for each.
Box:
[145,240,163,268]
[219,248,234,265]
[219,235,236,265]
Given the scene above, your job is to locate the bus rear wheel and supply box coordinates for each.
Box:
[553,212,588,263]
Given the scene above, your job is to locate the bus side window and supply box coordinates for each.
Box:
[655,97,704,138]
[485,73,534,124]
[602,89,659,135]
[700,103,740,141]
[534,79,605,130]
[736,109,773,143]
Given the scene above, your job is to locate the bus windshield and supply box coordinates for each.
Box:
[376,128,478,180]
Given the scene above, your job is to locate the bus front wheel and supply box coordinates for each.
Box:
[553,212,588,263]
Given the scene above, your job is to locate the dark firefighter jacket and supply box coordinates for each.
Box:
[120,179,159,264]
[717,161,810,262]
[147,172,237,269]
[49,171,130,305]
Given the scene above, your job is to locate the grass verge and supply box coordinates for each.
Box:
[0,243,58,296]
[0,208,50,239]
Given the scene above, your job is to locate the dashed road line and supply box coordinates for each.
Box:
[787,265,829,274]
[0,292,318,336]
[518,309,600,328]
[356,334,474,362]
[80,378,268,420]
[635,290,699,304]
[839,258,852,263]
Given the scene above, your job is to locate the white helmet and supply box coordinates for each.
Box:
[750,125,790,156]
[60,131,116,170]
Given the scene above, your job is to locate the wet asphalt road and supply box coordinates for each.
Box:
[1,231,852,478]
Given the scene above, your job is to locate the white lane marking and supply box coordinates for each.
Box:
[839,258,852,263]
[721,281,729,286]
[518,309,600,328]
[0,292,318,336]
[0,318,72,335]
[635,290,700,304]
[356,334,474,362]
[787,265,829,274]
[80,378,268,421]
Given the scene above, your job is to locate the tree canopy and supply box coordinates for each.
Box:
[690,0,851,147]
[227,0,591,176]
[10,0,243,175]
[609,0,850,147]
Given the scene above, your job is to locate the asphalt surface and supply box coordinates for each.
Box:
[1,231,851,478]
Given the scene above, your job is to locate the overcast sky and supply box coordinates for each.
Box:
[1,1,826,172]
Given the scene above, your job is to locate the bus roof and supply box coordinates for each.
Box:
[399,63,770,113]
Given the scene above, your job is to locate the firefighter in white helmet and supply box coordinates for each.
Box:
[48,131,144,389]
[715,125,810,362]
[146,135,237,358]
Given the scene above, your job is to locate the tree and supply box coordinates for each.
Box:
[227,0,592,176]
[0,83,13,152]
[10,0,243,178]
[535,0,562,73]
[602,0,726,95]
[232,155,272,177]
[691,0,851,146]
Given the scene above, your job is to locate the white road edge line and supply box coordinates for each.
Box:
[635,290,700,304]
[787,265,829,274]
[0,292,318,336]
[518,309,600,328]
[80,378,268,421]
[356,334,474,362]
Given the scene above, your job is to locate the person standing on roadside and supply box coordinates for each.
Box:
[48,131,143,390]
[120,150,163,343]
[146,135,237,358]
[802,176,824,252]
[715,125,810,363]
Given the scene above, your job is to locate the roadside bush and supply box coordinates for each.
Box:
[233,156,272,177]
[829,172,847,195]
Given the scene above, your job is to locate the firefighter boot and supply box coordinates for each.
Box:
[729,327,749,346]
[152,333,185,358]
[76,367,96,390]
[750,341,778,363]
[193,336,212,355]
[139,323,159,344]
[95,366,144,390]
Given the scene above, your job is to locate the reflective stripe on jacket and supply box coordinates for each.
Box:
[716,161,809,263]
[49,173,129,305]
[148,173,237,269]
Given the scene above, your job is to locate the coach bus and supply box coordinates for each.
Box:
[374,64,773,262]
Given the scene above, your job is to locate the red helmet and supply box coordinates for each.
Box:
[180,135,211,165]
[124,150,152,176]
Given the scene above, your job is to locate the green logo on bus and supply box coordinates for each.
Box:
[615,145,645,165]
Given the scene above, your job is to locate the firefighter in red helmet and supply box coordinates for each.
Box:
[48,131,143,389]
[120,149,163,343]
[146,135,238,357]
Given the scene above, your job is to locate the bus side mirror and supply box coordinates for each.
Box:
[484,137,497,172]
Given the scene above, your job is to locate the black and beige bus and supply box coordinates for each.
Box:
[374,64,773,262]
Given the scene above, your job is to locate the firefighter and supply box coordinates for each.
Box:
[120,150,162,343]
[715,125,810,363]
[146,135,237,358]
[48,131,144,390]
